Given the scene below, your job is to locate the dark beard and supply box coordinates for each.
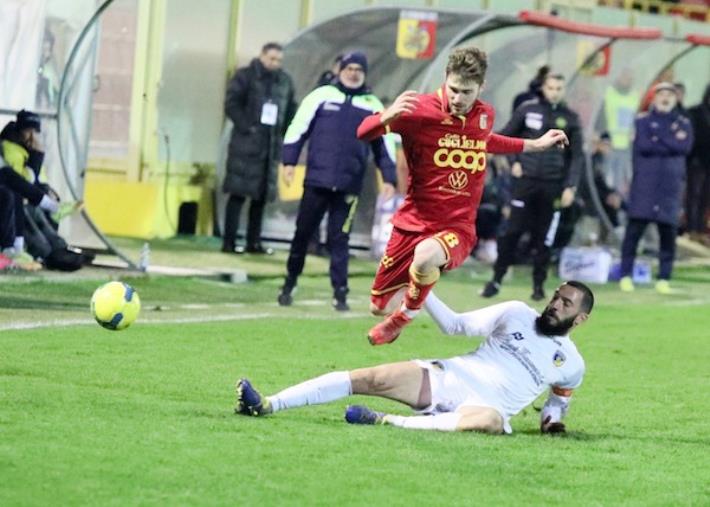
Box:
[535,313,576,337]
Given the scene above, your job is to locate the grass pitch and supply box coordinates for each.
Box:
[1,258,709,506]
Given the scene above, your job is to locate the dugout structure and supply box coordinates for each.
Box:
[272,7,710,248]
[2,4,709,261]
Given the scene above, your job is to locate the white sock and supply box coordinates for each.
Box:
[384,412,462,431]
[13,236,24,251]
[267,371,352,413]
[400,305,420,319]
[39,195,59,213]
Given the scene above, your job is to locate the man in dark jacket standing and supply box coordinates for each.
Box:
[277,51,396,311]
[222,42,296,255]
[481,73,584,301]
[685,83,710,246]
[619,83,693,294]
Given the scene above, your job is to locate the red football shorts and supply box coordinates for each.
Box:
[370,226,476,311]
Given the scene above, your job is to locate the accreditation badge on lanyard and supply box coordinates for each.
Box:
[260,100,279,126]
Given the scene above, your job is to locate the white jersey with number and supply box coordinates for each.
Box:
[421,294,585,432]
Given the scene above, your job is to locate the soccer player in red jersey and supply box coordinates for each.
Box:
[357,47,569,346]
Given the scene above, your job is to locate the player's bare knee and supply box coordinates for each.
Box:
[412,240,444,273]
[350,366,390,395]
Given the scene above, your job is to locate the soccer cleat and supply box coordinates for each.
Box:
[235,378,272,416]
[531,286,545,301]
[367,309,411,345]
[332,286,350,312]
[2,248,42,271]
[655,280,672,295]
[345,405,385,425]
[619,276,634,292]
[0,253,13,270]
[480,281,500,298]
[50,200,83,223]
[277,281,295,307]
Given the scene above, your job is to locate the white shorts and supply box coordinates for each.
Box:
[414,357,513,434]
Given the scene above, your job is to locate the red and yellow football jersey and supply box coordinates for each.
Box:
[358,87,523,235]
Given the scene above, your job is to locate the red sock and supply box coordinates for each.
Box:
[402,265,440,314]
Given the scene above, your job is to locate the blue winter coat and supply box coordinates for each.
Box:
[628,110,693,225]
[282,83,396,195]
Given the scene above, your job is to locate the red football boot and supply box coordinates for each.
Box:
[367,310,412,346]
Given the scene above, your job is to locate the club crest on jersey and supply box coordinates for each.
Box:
[479,114,488,129]
[553,350,566,367]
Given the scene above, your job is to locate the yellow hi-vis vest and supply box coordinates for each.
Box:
[1,140,34,182]
[604,86,640,150]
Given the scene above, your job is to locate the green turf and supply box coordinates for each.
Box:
[1,264,709,506]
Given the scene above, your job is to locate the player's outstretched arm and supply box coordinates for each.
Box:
[523,129,569,152]
[425,292,523,337]
[540,386,573,434]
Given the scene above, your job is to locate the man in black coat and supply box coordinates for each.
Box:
[222,42,297,254]
[481,73,584,301]
[685,83,710,245]
[619,83,693,294]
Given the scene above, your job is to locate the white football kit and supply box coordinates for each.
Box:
[420,293,585,433]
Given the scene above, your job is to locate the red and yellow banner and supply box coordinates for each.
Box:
[396,10,437,60]
[577,41,611,76]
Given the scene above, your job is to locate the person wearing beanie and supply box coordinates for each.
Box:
[0,112,82,270]
[619,82,694,294]
[278,51,397,311]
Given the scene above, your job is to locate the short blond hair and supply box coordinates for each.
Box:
[445,47,488,85]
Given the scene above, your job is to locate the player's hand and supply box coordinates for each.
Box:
[541,415,566,434]
[282,165,295,186]
[380,182,396,201]
[560,187,575,208]
[511,161,523,178]
[380,90,418,125]
[533,129,569,151]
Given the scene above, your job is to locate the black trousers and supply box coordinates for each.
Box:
[286,186,358,289]
[0,166,45,241]
[621,218,677,280]
[0,186,16,249]
[686,159,710,234]
[222,194,266,249]
[493,178,563,287]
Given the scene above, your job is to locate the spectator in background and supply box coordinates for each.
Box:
[685,83,710,245]
[1,111,81,270]
[639,67,674,113]
[315,54,342,88]
[673,82,686,114]
[277,51,396,311]
[36,29,60,109]
[619,83,693,294]
[0,109,83,271]
[585,132,622,230]
[602,68,640,196]
[481,73,584,301]
[512,65,550,111]
[222,42,297,255]
[552,132,622,253]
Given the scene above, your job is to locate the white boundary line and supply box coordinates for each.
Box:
[0,311,371,332]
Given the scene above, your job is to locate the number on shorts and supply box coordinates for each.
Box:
[442,233,459,248]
